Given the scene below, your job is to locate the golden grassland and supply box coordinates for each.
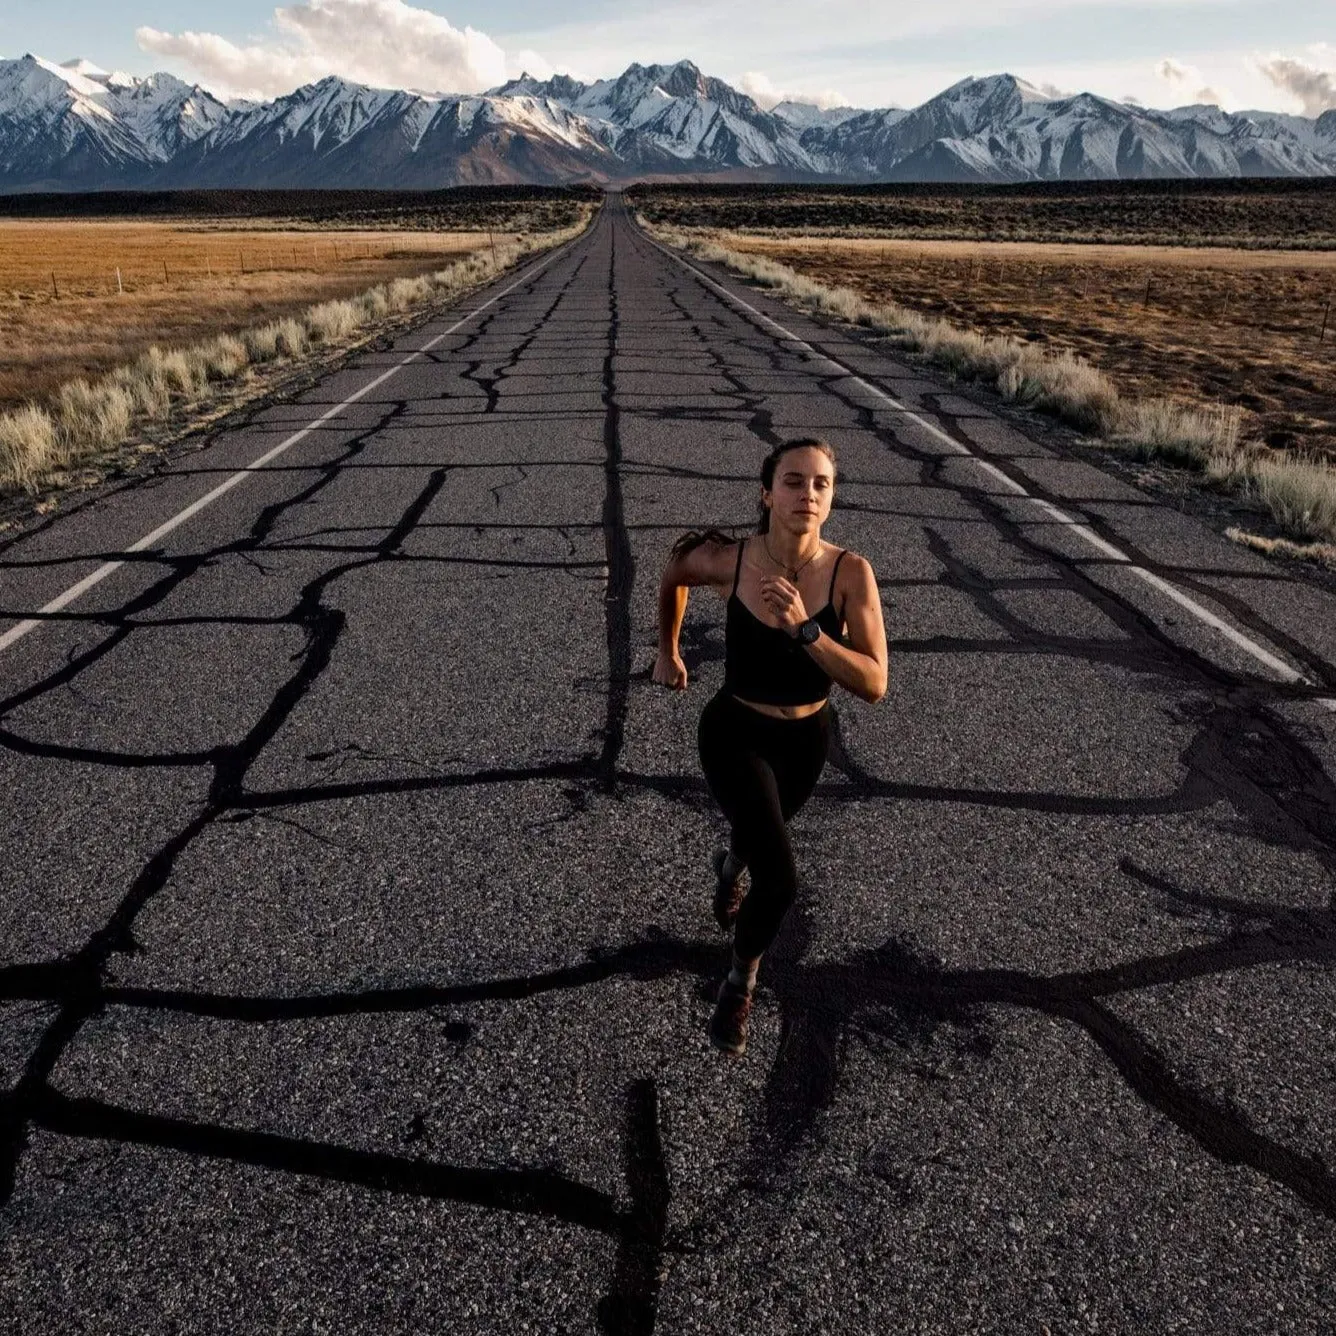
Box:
[709,234,1336,464]
[646,222,1336,557]
[0,209,592,498]
[0,220,519,409]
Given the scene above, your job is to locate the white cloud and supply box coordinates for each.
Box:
[1156,57,1193,85]
[509,49,558,82]
[735,70,849,111]
[123,2,1324,119]
[497,0,1243,105]
[1155,56,1228,108]
[1257,45,1336,117]
[137,0,518,100]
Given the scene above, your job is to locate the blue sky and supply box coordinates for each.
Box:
[6,0,1333,113]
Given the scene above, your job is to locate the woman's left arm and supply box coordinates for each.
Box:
[763,557,888,702]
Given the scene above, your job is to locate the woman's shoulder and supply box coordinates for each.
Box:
[829,544,873,577]
[671,529,744,587]
[828,545,875,607]
[712,533,747,564]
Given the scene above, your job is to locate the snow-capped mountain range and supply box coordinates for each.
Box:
[2,53,1334,192]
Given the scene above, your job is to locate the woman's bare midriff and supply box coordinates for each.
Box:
[731,694,828,720]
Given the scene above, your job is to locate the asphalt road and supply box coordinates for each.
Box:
[2,196,1335,1335]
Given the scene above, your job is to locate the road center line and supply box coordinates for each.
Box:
[0,239,580,658]
[648,233,1334,709]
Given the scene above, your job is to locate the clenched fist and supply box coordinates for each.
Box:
[653,649,688,690]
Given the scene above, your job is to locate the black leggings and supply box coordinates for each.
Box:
[697,690,831,960]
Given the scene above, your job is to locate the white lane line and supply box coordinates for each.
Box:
[649,235,1335,706]
[0,241,578,657]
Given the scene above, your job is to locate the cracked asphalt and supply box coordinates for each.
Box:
[1,195,1335,1334]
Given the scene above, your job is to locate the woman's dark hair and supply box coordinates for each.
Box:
[671,438,837,557]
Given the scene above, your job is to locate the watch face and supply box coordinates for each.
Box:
[799,619,820,644]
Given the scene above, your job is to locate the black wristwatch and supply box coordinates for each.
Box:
[795,617,821,645]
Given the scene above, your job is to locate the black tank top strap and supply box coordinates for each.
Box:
[731,538,746,596]
[827,548,848,605]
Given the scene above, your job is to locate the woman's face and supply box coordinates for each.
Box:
[762,446,836,534]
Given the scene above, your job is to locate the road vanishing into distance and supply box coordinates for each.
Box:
[2,196,1335,1334]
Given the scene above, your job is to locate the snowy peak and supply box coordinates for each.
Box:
[0,55,143,183]
[949,73,1050,103]
[59,59,143,93]
[654,60,708,100]
[0,54,119,127]
[771,101,863,129]
[217,75,406,152]
[2,53,1334,190]
[59,57,109,82]
[0,52,230,178]
[573,60,709,122]
[929,73,1048,130]
[112,71,230,156]
[493,72,589,103]
[13,52,108,101]
[554,59,820,171]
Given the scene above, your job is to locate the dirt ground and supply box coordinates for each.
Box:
[630,181,1336,250]
[713,233,1336,460]
[0,221,517,409]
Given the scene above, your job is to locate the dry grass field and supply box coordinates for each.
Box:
[708,234,1336,463]
[0,200,593,497]
[630,180,1336,250]
[636,181,1336,553]
[0,221,518,410]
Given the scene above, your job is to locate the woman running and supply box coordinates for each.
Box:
[653,438,888,1055]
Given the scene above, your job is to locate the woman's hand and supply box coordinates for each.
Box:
[760,576,810,636]
[653,648,688,689]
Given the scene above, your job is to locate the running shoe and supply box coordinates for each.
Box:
[711,848,746,934]
[708,979,754,1056]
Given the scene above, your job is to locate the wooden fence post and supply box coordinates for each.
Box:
[1321,299,1330,344]
[51,272,58,298]
[116,267,123,295]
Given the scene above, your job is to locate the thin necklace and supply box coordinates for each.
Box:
[762,531,820,581]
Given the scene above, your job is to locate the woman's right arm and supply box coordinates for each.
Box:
[653,539,733,690]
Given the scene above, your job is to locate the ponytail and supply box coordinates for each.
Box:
[670,527,738,559]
